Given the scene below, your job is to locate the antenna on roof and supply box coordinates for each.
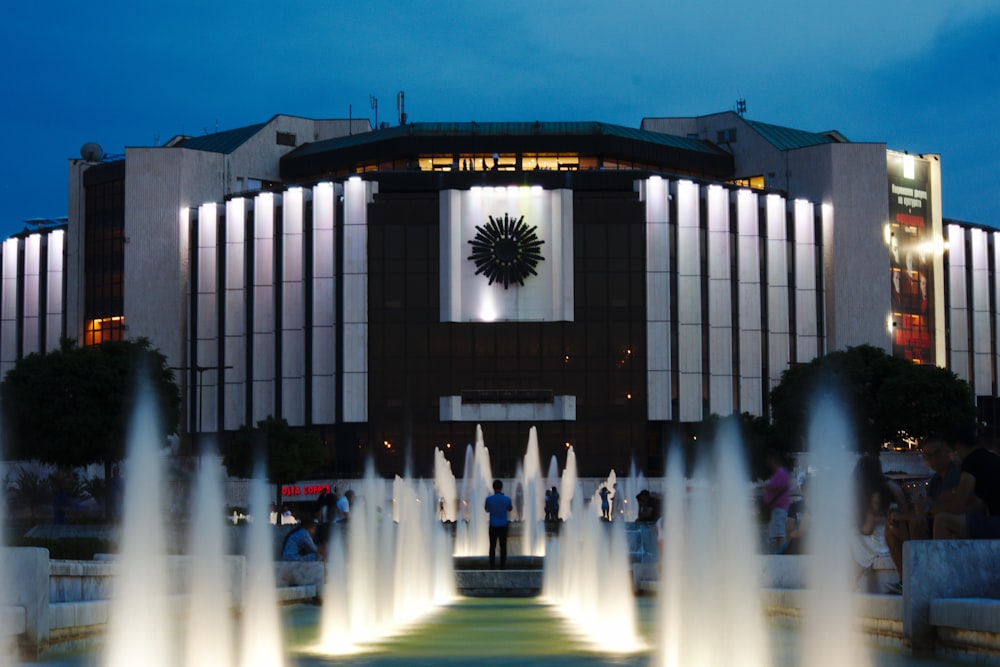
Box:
[370,95,379,129]
[736,97,747,117]
[397,91,407,125]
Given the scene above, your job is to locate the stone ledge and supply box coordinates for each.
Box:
[49,600,110,631]
[275,585,318,604]
[931,598,1000,634]
[454,570,542,597]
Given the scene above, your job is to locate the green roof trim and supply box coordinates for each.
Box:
[744,119,838,151]
[288,121,728,158]
[175,123,267,154]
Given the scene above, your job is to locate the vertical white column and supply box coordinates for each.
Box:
[706,184,733,415]
[282,187,306,426]
[196,202,219,434]
[21,235,41,357]
[252,193,277,422]
[45,230,65,353]
[970,228,991,394]
[946,224,969,382]
[994,231,1000,387]
[643,176,672,420]
[224,197,248,430]
[343,177,372,422]
[1,239,20,376]
[736,190,763,415]
[312,182,337,424]
[765,195,790,392]
[794,199,819,362]
[675,180,702,422]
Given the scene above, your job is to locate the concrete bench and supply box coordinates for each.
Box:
[0,606,26,636]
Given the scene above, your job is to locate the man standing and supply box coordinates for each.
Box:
[484,479,513,569]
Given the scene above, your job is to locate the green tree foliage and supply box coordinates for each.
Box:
[1,338,181,469]
[223,416,330,498]
[769,344,977,454]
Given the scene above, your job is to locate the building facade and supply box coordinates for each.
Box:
[2,111,992,477]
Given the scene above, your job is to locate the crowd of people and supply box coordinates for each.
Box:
[759,431,1000,594]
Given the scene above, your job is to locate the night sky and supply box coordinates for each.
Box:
[2,0,998,238]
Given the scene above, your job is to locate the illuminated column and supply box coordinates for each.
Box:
[224,197,248,430]
[765,195,790,392]
[1,239,19,375]
[312,182,337,424]
[252,192,277,422]
[196,202,220,433]
[793,199,819,362]
[45,230,65,352]
[706,184,733,415]
[970,228,990,394]
[343,177,374,422]
[643,176,672,420]
[736,190,763,415]
[21,234,41,356]
[675,179,702,422]
[281,187,306,426]
[946,224,969,382]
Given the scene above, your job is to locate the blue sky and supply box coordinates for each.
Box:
[2,1,998,239]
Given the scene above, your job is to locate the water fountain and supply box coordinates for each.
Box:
[104,386,173,667]
[32,392,942,667]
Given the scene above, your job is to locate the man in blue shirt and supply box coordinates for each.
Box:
[484,479,513,569]
[281,519,321,561]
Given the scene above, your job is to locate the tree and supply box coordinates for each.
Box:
[222,416,330,504]
[769,344,977,454]
[1,337,181,516]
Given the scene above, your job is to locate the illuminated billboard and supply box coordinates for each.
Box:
[887,152,934,363]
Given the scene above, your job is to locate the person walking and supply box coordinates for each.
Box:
[484,479,513,569]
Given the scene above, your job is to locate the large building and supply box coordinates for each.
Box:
[2,110,993,477]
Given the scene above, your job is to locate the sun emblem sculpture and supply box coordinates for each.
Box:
[467,213,545,289]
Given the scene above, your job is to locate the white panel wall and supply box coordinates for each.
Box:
[343,177,371,422]
[21,235,40,356]
[675,180,702,421]
[706,185,733,415]
[765,195,790,391]
[252,193,277,422]
[45,230,65,353]
[196,202,219,433]
[793,200,819,362]
[643,176,672,420]
[1,239,19,376]
[281,187,306,426]
[312,182,337,424]
[224,198,248,430]
[736,190,763,415]
[970,228,991,394]
[994,231,1000,385]
[947,225,970,382]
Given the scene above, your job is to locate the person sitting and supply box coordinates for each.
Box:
[636,489,661,523]
[884,434,962,591]
[851,453,907,586]
[933,433,1000,540]
[281,519,321,561]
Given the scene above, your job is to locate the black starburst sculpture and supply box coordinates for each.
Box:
[467,213,545,289]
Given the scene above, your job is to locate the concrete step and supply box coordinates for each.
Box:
[453,569,543,597]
